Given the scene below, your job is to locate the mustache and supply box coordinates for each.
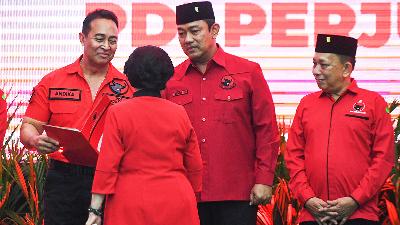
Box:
[184,44,197,49]
[97,50,112,55]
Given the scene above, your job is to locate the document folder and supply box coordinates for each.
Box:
[43,94,113,166]
[43,124,98,166]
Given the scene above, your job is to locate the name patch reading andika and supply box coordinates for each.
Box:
[48,88,82,101]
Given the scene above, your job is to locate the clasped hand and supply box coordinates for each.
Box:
[305,197,358,225]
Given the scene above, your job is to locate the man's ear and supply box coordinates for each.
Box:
[79,32,85,46]
[343,61,353,78]
[211,23,220,39]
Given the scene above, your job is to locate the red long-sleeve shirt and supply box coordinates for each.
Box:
[24,56,133,166]
[165,46,280,201]
[286,79,394,222]
[92,97,202,225]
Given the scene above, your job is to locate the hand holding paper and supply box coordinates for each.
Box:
[43,94,113,166]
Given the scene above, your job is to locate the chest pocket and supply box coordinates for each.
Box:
[168,89,193,106]
[343,112,372,137]
[49,100,80,126]
[214,88,244,123]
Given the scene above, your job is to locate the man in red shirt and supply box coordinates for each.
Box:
[165,1,280,225]
[20,9,133,225]
[286,34,394,225]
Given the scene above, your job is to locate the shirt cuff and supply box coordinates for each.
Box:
[349,195,360,208]
[91,170,118,194]
[298,188,316,206]
[350,189,367,206]
[255,170,275,186]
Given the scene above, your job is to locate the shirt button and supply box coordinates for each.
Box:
[202,77,206,81]
[201,138,206,143]
[227,96,231,101]
[202,97,206,101]
[201,117,206,122]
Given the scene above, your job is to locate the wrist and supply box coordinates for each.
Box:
[304,196,315,208]
[88,206,103,216]
[349,196,360,208]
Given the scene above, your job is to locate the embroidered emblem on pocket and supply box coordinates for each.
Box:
[220,75,236,89]
[108,79,129,96]
[350,100,366,114]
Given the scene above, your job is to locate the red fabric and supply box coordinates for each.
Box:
[92,97,202,225]
[0,89,7,145]
[165,46,280,202]
[24,56,133,165]
[286,79,394,222]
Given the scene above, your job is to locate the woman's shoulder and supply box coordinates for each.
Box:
[110,97,186,115]
[156,98,187,114]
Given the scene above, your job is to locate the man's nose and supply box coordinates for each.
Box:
[312,64,321,76]
[185,33,194,43]
[101,41,111,50]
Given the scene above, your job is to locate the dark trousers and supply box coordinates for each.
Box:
[300,219,379,225]
[44,160,94,225]
[198,201,258,225]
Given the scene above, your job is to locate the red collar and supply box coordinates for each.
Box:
[65,55,120,83]
[175,44,226,80]
[319,78,360,98]
[65,55,85,77]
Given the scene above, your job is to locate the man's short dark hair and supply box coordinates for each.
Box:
[204,19,215,31]
[338,54,356,70]
[82,9,118,36]
[124,46,174,91]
